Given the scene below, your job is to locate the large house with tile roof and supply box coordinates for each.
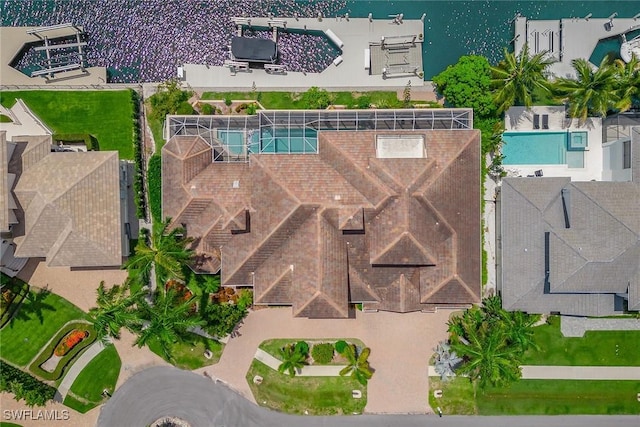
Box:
[163,111,481,318]
[1,100,125,271]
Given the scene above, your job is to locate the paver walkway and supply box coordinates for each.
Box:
[428,365,640,380]
[56,340,106,399]
[561,316,640,337]
[254,348,345,376]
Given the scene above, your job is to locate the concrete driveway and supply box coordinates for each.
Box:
[203,307,453,414]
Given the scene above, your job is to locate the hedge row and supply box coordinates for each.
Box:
[147,153,162,223]
[0,361,56,407]
[131,89,147,219]
[29,322,96,381]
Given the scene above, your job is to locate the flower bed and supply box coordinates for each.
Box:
[54,329,89,356]
[260,338,365,366]
[29,322,96,381]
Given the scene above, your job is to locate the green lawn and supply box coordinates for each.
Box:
[430,376,640,415]
[201,90,402,110]
[64,344,121,413]
[148,333,224,370]
[523,316,640,366]
[246,360,366,415]
[0,91,135,159]
[428,376,477,415]
[0,290,88,366]
[477,379,640,415]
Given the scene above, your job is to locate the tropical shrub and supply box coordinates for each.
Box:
[338,344,373,385]
[311,343,334,364]
[148,80,193,121]
[294,341,309,357]
[0,361,56,407]
[200,103,214,115]
[447,295,540,389]
[334,340,348,354]
[278,343,307,377]
[300,87,332,109]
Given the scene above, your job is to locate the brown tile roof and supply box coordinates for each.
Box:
[11,137,122,267]
[162,129,481,317]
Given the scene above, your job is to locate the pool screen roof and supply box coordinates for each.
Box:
[231,36,277,63]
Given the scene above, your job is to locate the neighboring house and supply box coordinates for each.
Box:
[1,101,126,271]
[498,126,640,316]
[602,113,640,183]
[163,109,481,318]
[501,106,603,181]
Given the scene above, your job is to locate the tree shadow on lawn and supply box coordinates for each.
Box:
[8,287,55,326]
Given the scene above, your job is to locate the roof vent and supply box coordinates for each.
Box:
[232,180,240,189]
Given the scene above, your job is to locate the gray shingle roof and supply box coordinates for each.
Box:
[501,177,640,316]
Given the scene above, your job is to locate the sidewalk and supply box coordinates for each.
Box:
[428,365,640,380]
[57,340,106,399]
[254,348,345,377]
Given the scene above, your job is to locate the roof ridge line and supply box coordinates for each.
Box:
[419,132,475,193]
[571,183,638,236]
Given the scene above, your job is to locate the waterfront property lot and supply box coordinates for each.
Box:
[246,359,367,415]
[0,289,88,366]
[64,344,121,413]
[0,91,135,159]
[523,316,640,366]
[429,376,640,415]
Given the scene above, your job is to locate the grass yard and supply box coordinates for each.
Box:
[428,376,477,415]
[431,376,640,415]
[201,90,402,110]
[246,360,366,415]
[523,316,640,366]
[0,290,88,366]
[64,344,121,413]
[0,91,135,159]
[477,380,640,415]
[148,333,223,370]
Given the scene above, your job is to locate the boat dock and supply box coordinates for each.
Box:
[183,16,426,89]
[514,15,640,77]
[0,26,106,86]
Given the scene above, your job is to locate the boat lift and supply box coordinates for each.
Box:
[27,23,87,79]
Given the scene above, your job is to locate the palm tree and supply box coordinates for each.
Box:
[554,57,619,121]
[124,219,193,288]
[89,281,144,341]
[613,56,640,112]
[133,287,205,360]
[277,344,307,377]
[339,344,373,385]
[506,310,540,354]
[450,322,521,389]
[491,44,555,113]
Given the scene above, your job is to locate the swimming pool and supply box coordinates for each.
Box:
[502,131,585,168]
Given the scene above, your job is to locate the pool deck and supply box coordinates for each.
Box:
[0,26,107,86]
[514,16,640,78]
[184,17,427,89]
[503,106,603,181]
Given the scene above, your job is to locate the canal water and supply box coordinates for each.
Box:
[1,0,638,82]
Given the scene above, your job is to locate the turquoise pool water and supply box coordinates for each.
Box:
[502,131,568,165]
[261,128,318,153]
[217,130,245,155]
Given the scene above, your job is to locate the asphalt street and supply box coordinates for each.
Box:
[96,366,639,427]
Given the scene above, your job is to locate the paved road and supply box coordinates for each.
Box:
[96,366,639,427]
